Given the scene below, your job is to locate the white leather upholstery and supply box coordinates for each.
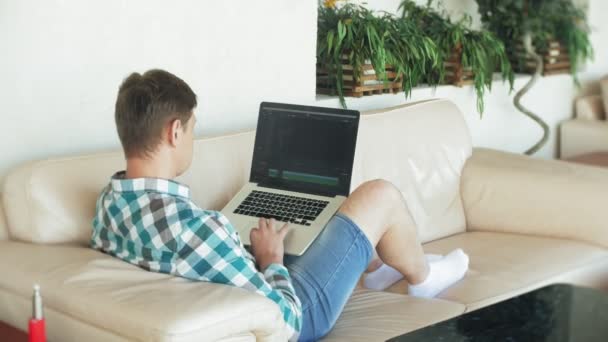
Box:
[386,232,608,311]
[2,152,124,245]
[601,76,608,116]
[0,239,467,342]
[322,289,465,341]
[0,201,8,241]
[462,148,608,248]
[0,240,289,342]
[352,100,471,243]
[561,119,608,158]
[575,95,605,121]
[2,99,471,246]
[2,131,255,245]
[560,82,608,158]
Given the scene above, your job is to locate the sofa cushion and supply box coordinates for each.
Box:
[0,241,291,341]
[463,148,608,248]
[352,100,472,243]
[575,94,606,120]
[1,131,255,245]
[0,284,257,342]
[0,202,8,241]
[600,75,608,117]
[0,241,466,342]
[3,99,471,245]
[560,119,608,158]
[386,232,608,311]
[322,289,465,342]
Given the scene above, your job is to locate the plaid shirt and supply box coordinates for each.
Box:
[91,171,302,339]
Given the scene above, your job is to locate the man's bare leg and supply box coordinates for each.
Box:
[339,179,469,296]
[339,179,429,284]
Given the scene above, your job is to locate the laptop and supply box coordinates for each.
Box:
[222,102,360,255]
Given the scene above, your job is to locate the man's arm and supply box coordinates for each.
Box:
[174,210,302,337]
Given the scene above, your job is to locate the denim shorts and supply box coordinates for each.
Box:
[284,213,374,342]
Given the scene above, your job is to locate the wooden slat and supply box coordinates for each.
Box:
[316,71,399,82]
[543,68,571,76]
[442,46,476,87]
[316,87,363,98]
[317,62,401,98]
[544,61,571,70]
[509,38,571,77]
[351,82,402,92]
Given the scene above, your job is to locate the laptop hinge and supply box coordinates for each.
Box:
[255,182,339,198]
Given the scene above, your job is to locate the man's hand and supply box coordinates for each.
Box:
[250,218,290,271]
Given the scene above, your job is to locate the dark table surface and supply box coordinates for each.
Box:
[0,320,28,341]
[388,284,608,342]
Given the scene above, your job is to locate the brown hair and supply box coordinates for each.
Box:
[115,69,197,158]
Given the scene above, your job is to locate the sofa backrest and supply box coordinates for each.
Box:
[2,99,471,245]
[352,100,472,243]
[575,95,606,121]
[0,201,8,241]
[2,131,255,245]
[601,75,608,117]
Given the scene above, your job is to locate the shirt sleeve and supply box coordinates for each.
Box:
[173,210,302,338]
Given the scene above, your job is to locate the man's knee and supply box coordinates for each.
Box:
[356,179,401,202]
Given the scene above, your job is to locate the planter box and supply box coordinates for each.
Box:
[443,44,474,87]
[316,62,402,97]
[510,40,571,76]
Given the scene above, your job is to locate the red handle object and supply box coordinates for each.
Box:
[28,318,46,342]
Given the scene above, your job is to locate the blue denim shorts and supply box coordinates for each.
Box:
[284,213,374,341]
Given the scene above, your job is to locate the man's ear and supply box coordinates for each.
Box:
[168,119,183,148]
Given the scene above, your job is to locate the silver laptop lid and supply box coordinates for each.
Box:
[250,102,360,197]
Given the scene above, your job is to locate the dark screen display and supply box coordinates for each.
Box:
[250,103,359,197]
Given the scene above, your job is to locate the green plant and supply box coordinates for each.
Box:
[475,0,593,79]
[399,0,514,114]
[317,3,441,108]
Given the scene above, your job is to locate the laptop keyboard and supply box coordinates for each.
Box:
[233,190,329,226]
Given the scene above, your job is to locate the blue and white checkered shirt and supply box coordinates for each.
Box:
[91,171,302,339]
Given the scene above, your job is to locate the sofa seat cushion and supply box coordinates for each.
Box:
[0,241,290,342]
[386,232,608,311]
[322,289,464,342]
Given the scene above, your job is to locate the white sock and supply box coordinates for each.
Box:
[408,248,469,298]
[363,254,444,291]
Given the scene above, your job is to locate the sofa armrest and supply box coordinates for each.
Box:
[0,241,291,342]
[461,148,608,248]
[0,199,8,241]
[560,119,608,158]
[576,95,606,120]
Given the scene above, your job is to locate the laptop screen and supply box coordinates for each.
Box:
[250,102,360,197]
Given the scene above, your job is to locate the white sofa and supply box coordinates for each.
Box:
[561,76,608,158]
[1,99,607,341]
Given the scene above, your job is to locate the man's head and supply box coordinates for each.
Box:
[115,69,197,177]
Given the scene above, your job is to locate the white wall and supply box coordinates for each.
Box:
[0,0,606,181]
[0,0,317,180]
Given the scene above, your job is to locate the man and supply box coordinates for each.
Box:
[91,69,469,341]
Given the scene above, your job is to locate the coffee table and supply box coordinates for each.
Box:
[387,284,608,341]
[0,320,28,341]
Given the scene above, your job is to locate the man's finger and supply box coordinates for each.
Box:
[279,223,291,238]
[258,217,267,230]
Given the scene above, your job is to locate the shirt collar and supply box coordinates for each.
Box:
[110,171,191,199]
